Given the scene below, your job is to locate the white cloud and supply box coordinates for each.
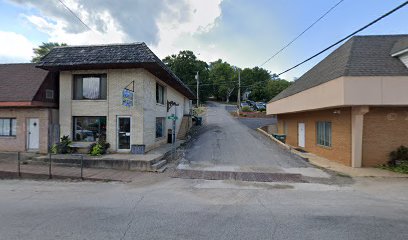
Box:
[153,0,223,58]
[23,12,127,45]
[9,0,223,58]
[0,31,34,62]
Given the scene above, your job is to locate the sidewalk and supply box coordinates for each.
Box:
[0,161,145,182]
[257,128,408,178]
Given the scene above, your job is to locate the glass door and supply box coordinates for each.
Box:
[117,116,131,150]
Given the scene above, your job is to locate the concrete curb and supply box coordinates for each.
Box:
[0,170,127,182]
[256,127,408,178]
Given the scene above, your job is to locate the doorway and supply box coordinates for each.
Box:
[298,122,305,148]
[117,116,131,151]
[27,118,39,150]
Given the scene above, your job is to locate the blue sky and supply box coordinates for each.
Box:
[0,0,407,80]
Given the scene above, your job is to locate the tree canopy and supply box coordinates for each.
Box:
[163,50,292,103]
[31,42,67,63]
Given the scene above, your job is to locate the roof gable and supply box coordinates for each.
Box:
[391,36,408,56]
[0,63,49,102]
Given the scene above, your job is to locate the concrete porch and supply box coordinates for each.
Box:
[33,140,184,172]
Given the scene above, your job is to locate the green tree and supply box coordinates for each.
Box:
[265,79,292,101]
[163,50,210,101]
[241,67,271,101]
[31,42,67,63]
[209,59,237,103]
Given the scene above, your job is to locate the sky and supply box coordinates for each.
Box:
[0,0,407,80]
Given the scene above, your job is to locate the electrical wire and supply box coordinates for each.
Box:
[57,0,92,31]
[277,1,408,76]
[260,0,345,67]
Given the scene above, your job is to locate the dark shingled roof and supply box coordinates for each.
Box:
[37,43,195,99]
[0,63,49,102]
[271,35,408,102]
[391,36,408,55]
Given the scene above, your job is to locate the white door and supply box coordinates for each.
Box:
[28,118,39,150]
[298,122,305,148]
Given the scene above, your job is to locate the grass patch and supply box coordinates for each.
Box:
[336,172,352,178]
[380,163,408,174]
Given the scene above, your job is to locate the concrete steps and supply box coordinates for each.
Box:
[151,159,167,172]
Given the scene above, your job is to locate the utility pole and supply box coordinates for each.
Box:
[237,69,241,111]
[195,71,199,107]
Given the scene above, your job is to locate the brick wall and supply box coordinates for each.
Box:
[0,108,52,153]
[362,107,408,167]
[277,107,352,166]
[59,68,190,152]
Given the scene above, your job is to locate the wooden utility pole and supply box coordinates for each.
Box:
[195,71,199,107]
[237,69,241,111]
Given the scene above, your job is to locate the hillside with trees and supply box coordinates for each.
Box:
[163,50,292,103]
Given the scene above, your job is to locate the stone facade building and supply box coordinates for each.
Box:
[37,43,194,153]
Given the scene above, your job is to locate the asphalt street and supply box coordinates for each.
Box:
[0,177,407,240]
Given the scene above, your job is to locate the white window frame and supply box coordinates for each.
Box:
[0,118,17,137]
[156,83,166,105]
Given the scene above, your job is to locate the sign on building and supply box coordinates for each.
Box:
[122,89,134,107]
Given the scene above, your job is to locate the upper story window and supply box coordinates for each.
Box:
[156,83,165,105]
[0,118,16,137]
[316,121,332,147]
[73,74,107,100]
[46,89,54,100]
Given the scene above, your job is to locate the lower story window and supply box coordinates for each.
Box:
[316,121,332,147]
[0,118,16,136]
[156,117,165,138]
[73,116,106,142]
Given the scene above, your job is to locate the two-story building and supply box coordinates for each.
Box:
[267,35,408,168]
[37,43,195,153]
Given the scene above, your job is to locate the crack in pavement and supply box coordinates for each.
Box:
[120,195,144,240]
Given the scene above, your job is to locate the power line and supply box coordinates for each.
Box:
[278,1,408,76]
[260,0,345,67]
[57,0,92,31]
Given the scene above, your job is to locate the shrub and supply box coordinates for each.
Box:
[389,145,408,166]
[259,108,266,112]
[51,135,73,154]
[89,137,110,156]
[241,106,252,112]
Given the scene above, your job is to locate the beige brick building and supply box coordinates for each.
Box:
[38,43,194,153]
[267,35,408,167]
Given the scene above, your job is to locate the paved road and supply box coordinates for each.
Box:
[185,102,308,170]
[0,177,407,240]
